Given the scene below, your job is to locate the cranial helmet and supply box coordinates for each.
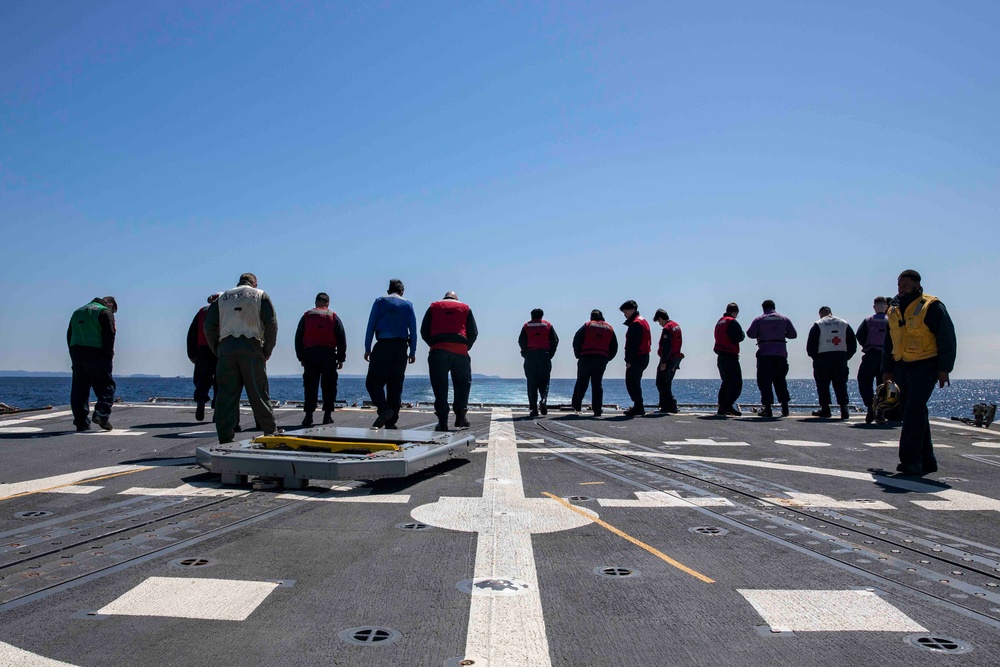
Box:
[874,381,901,422]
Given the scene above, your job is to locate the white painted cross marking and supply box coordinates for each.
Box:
[411,409,595,666]
[739,589,926,632]
[97,576,280,621]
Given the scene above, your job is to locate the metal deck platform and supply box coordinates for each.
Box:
[195,425,477,488]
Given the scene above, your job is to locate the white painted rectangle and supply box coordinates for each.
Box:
[98,577,280,620]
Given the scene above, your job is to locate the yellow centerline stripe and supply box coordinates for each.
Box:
[543,491,715,584]
[2,468,152,502]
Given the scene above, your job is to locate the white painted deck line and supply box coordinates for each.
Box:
[97,576,279,620]
[774,440,830,447]
[75,430,148,436]
[738,589,926,632]
[0,426,44,434]
[119,483,250,498]
[598,490,733,508]
[0,410,74,427]
[276,488,411,503]
[932,419,1000,435]
[768,493,895,510]
[663,438,749,446]
[46,485,103,495]
[863,439,952,449]
[576,436,630,444]
[0,640,79,666]
[0,465,148,500]
[411,409,595,667]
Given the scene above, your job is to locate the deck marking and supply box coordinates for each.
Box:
[971,442,1000,449]
[120,483,250,498]
[662,438,749,446]
[767,493,895,510]
[596,490,732,509]
[0,426,44,434]
[864,440,952,449]
[545,493,714,583]
[1,466,150,501]
[412,409,596,666]
[738,589,926,632]
[577,436,630,444]
[932,419,1000,435]
[0,410,74,427]
[96,576,279,620]
[47,485,104,495]
[0,640,79,666]
[579,481,605,485]
[75,430,148,436]
[774,440,830,447]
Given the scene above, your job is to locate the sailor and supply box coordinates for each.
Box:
[571,310,619,417]
[856,296,890,424]
[518,308,559,417]
[294,292,346,427]
[714,303,745,417]
[619,300,651,417]
[364,278,417,429]
[746,300,797,418]
[187,293,220,422]
[806,306,857,419]
[882,269,957,475]
[203,273,279,444]
[421,291,478,431]
[652,309,683,413]
[67,296,118,431]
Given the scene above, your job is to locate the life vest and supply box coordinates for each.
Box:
[581,320,614,357]
[69,301,107,349]
[427,300,470,352]
[523,319,552,352]
[658,320,683,359]
[888,295,939,362]
[815,316,849,354]
[629,315,652,355]
[302,307,338,349]
[196,306,209,348]
[218,285,265,340]
[714,316,739,355]
[861,313,888,354]
[755,313,789,346]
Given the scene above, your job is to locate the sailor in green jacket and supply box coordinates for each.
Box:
[67,296,118,431]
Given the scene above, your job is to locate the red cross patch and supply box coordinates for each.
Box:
[832,336,842,346]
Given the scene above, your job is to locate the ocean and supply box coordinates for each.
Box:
[2,376,997,419]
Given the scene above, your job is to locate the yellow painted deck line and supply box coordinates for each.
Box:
[542,491,715,584]
[579,481,605,485]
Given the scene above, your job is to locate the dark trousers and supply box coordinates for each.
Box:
[656,358,681,410]
[428,349,472,421]
[366,339,409,421]
[895,358,939,468]
[192,347,217,407]
[302,355,339,413]
[812,355,850,407]
[572,356,609,413]
[215,354,275,444]
[756,354,790,408]
[625,355,649,408]
[523,351,552,411]
[857,351,881,409]
[716,354,742,409]
[70,353,115,426]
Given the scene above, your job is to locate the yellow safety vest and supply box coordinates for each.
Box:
[887,294,939,362]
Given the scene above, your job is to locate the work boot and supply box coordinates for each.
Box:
[539,401,548,416]
[667,401,679,414]
[372,408,394,429]
[385,423,398,430]
[895,462,923,475]
[75,422,91,432]
[455,413,470,429]
[322,411,334,425]
[93,414,113,431]
[195,403,205,422]
[234,424,242,433]
[922,459,938,474]
[840,405,850,420]
[865,406,875,425]
[593,409,603,417]
[780,402,789,417]
[759,406,773,418]
[529,410,539,418]
[434,421,449,432]
[811,407,832,419]
[715,408,728,417]
[726,407,742,417]
[301,412,314,427]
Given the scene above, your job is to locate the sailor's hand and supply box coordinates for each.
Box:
[882,372,893,384]
[625,362,631,369]
[364,352,371,362]
[189,357,196,364]
[265,354,270,362]
[408,355,416,364]
[938,371,950,388]
[337,361,344,370]
[659,362,666,371]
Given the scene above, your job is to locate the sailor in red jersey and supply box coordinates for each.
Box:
[420,291,479,431]
[187,293,220,422]
[652,308,683,413]
[294,292,347,427]
[714,302,745,416]
[619,300,651,417]
[571,309,619,417]
[518,308,559,417]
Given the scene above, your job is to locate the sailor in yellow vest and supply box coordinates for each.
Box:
[203,273,279,444]
[881,269,957,476]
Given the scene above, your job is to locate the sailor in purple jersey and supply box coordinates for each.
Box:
[746,300,797,418]
[856,296,890,424]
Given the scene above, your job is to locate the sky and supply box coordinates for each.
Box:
[1,1,998,381]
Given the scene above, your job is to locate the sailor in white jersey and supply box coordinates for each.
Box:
[203,272,279,443]
[806,305,857,419]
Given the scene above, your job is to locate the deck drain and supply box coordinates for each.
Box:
[169,557,218,569]
[14,511,53,519]
[904,635,972,654]
[338,626,402,646]
[689,526,729,536]
[444,657,489,667]
[396,522,431,531]
[565,496,593,502]
[594,566,639,578]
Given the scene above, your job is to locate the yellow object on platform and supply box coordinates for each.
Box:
[253,436,401,453]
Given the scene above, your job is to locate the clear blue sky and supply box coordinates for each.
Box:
[1,1,997,380]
